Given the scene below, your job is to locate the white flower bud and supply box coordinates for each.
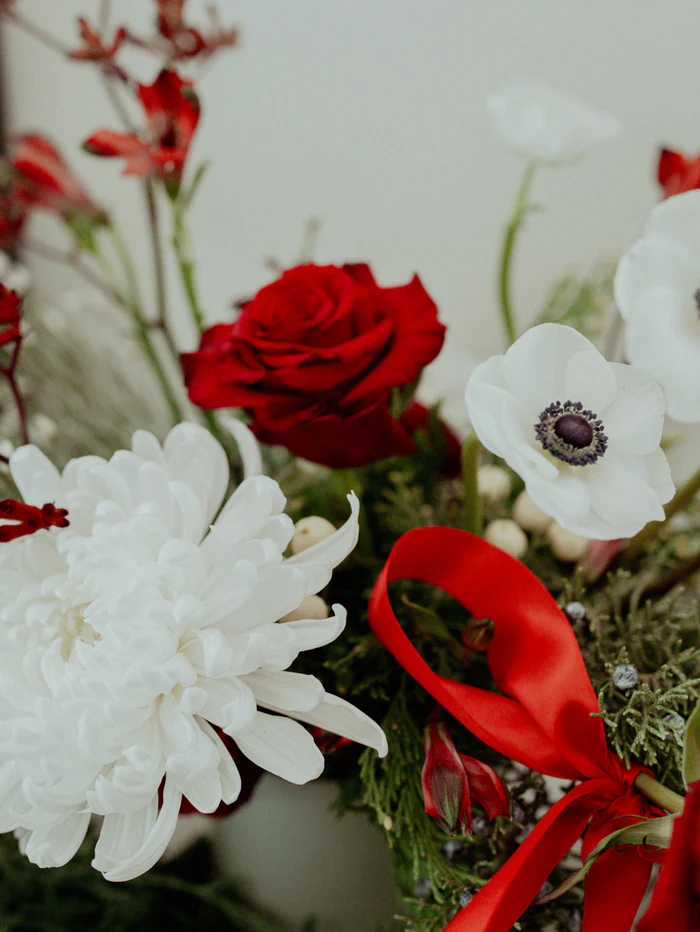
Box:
[477,465,512,502]
[280,595,329,623]
[484,519,528,559]
[29,414,58,449]
[512,491,553,533]
[547,523,588,563]
[290,515,337,554]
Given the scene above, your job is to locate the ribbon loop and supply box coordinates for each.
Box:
[368,527,661,932]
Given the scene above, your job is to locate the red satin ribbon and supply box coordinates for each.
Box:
[368,527,662,932]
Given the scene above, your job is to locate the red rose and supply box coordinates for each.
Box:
[182,263,446,468]
[657,147,700,199]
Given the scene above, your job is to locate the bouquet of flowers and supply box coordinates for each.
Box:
[1,3,699,931]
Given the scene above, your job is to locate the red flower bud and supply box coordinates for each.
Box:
[421,721,510,836]
[0,284,22,349]
[421,722,472,834]
[461,618,494,654]
[458,753,510,821]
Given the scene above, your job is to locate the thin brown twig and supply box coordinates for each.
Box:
[6,10,69,56]
[1,339,29,445]
[24,240,123,305]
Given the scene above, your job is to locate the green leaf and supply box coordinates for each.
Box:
[683,698,700,787]
[400,594,452,640]
[538,814,675,905]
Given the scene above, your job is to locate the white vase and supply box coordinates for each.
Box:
[215,776,400,931]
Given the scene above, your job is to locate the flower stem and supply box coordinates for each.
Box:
[461,431,483,535]
[6,10,69,55]
[624,464,700,562]
[144,180,171,333]
[24,240,122,305]
[498,162,537,347]
[172,202,206,334]
[634,772,684,814]
[169,198,228,444]
[96,228,184,425]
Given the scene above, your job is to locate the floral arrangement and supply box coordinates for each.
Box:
[1,4,700,932]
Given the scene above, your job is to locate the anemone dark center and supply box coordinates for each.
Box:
[695,287,700,314]
[534,400,608,467]
[553,413,594,449]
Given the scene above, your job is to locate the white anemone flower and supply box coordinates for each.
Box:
[615,189,700,423]
[0,422,386,881]
[486,79,621,166]
[465,323,674,540]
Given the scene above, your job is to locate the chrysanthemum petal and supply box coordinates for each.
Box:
[285,493,359,595]
[220,414,263,479]
[96,781,182,882]
[266,693,388,757]
[234,711,325,784]
[242,670,325,712]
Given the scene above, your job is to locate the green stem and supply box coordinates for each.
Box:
[133,320,185,424]
[634,772,685,814]
[461,431,482,535]
[625,464,700,562]
[96,226,185,425]
[173,203,206,334]
[144,180,170,331]
[498,162,537,347]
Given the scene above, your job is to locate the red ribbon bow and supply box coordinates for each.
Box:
[368,527,662,932]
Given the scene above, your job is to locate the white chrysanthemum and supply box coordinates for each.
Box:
[615,190,700,423]
[0,423,386,881]
[465,323,674,539]
[486,79,620,166]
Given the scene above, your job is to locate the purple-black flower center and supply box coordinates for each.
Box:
[535,401,607,467]
[553,414,594,449]
[694,287,700,314]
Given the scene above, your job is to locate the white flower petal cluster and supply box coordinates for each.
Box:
[486,79,621,166]
[615,190,700,423]
[465,323,674,539]
[0,423,386,881]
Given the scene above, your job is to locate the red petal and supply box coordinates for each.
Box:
[458,753,510,820]
[344,275,445,402]
[253,401,418,468]
[421,722,472,834]
[657,148,688,187]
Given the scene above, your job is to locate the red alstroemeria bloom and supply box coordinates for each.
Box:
[657,147,700,199]
[84,69,200,191]
[68,17,127,78]
[0,284,22,348]
[11,134,106,222]
[0,185,26,252]
[0,500,70,543]
[636,780,700,932]
[153,0,239,60]
[182,263,445,468]
[421,721,509,835]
